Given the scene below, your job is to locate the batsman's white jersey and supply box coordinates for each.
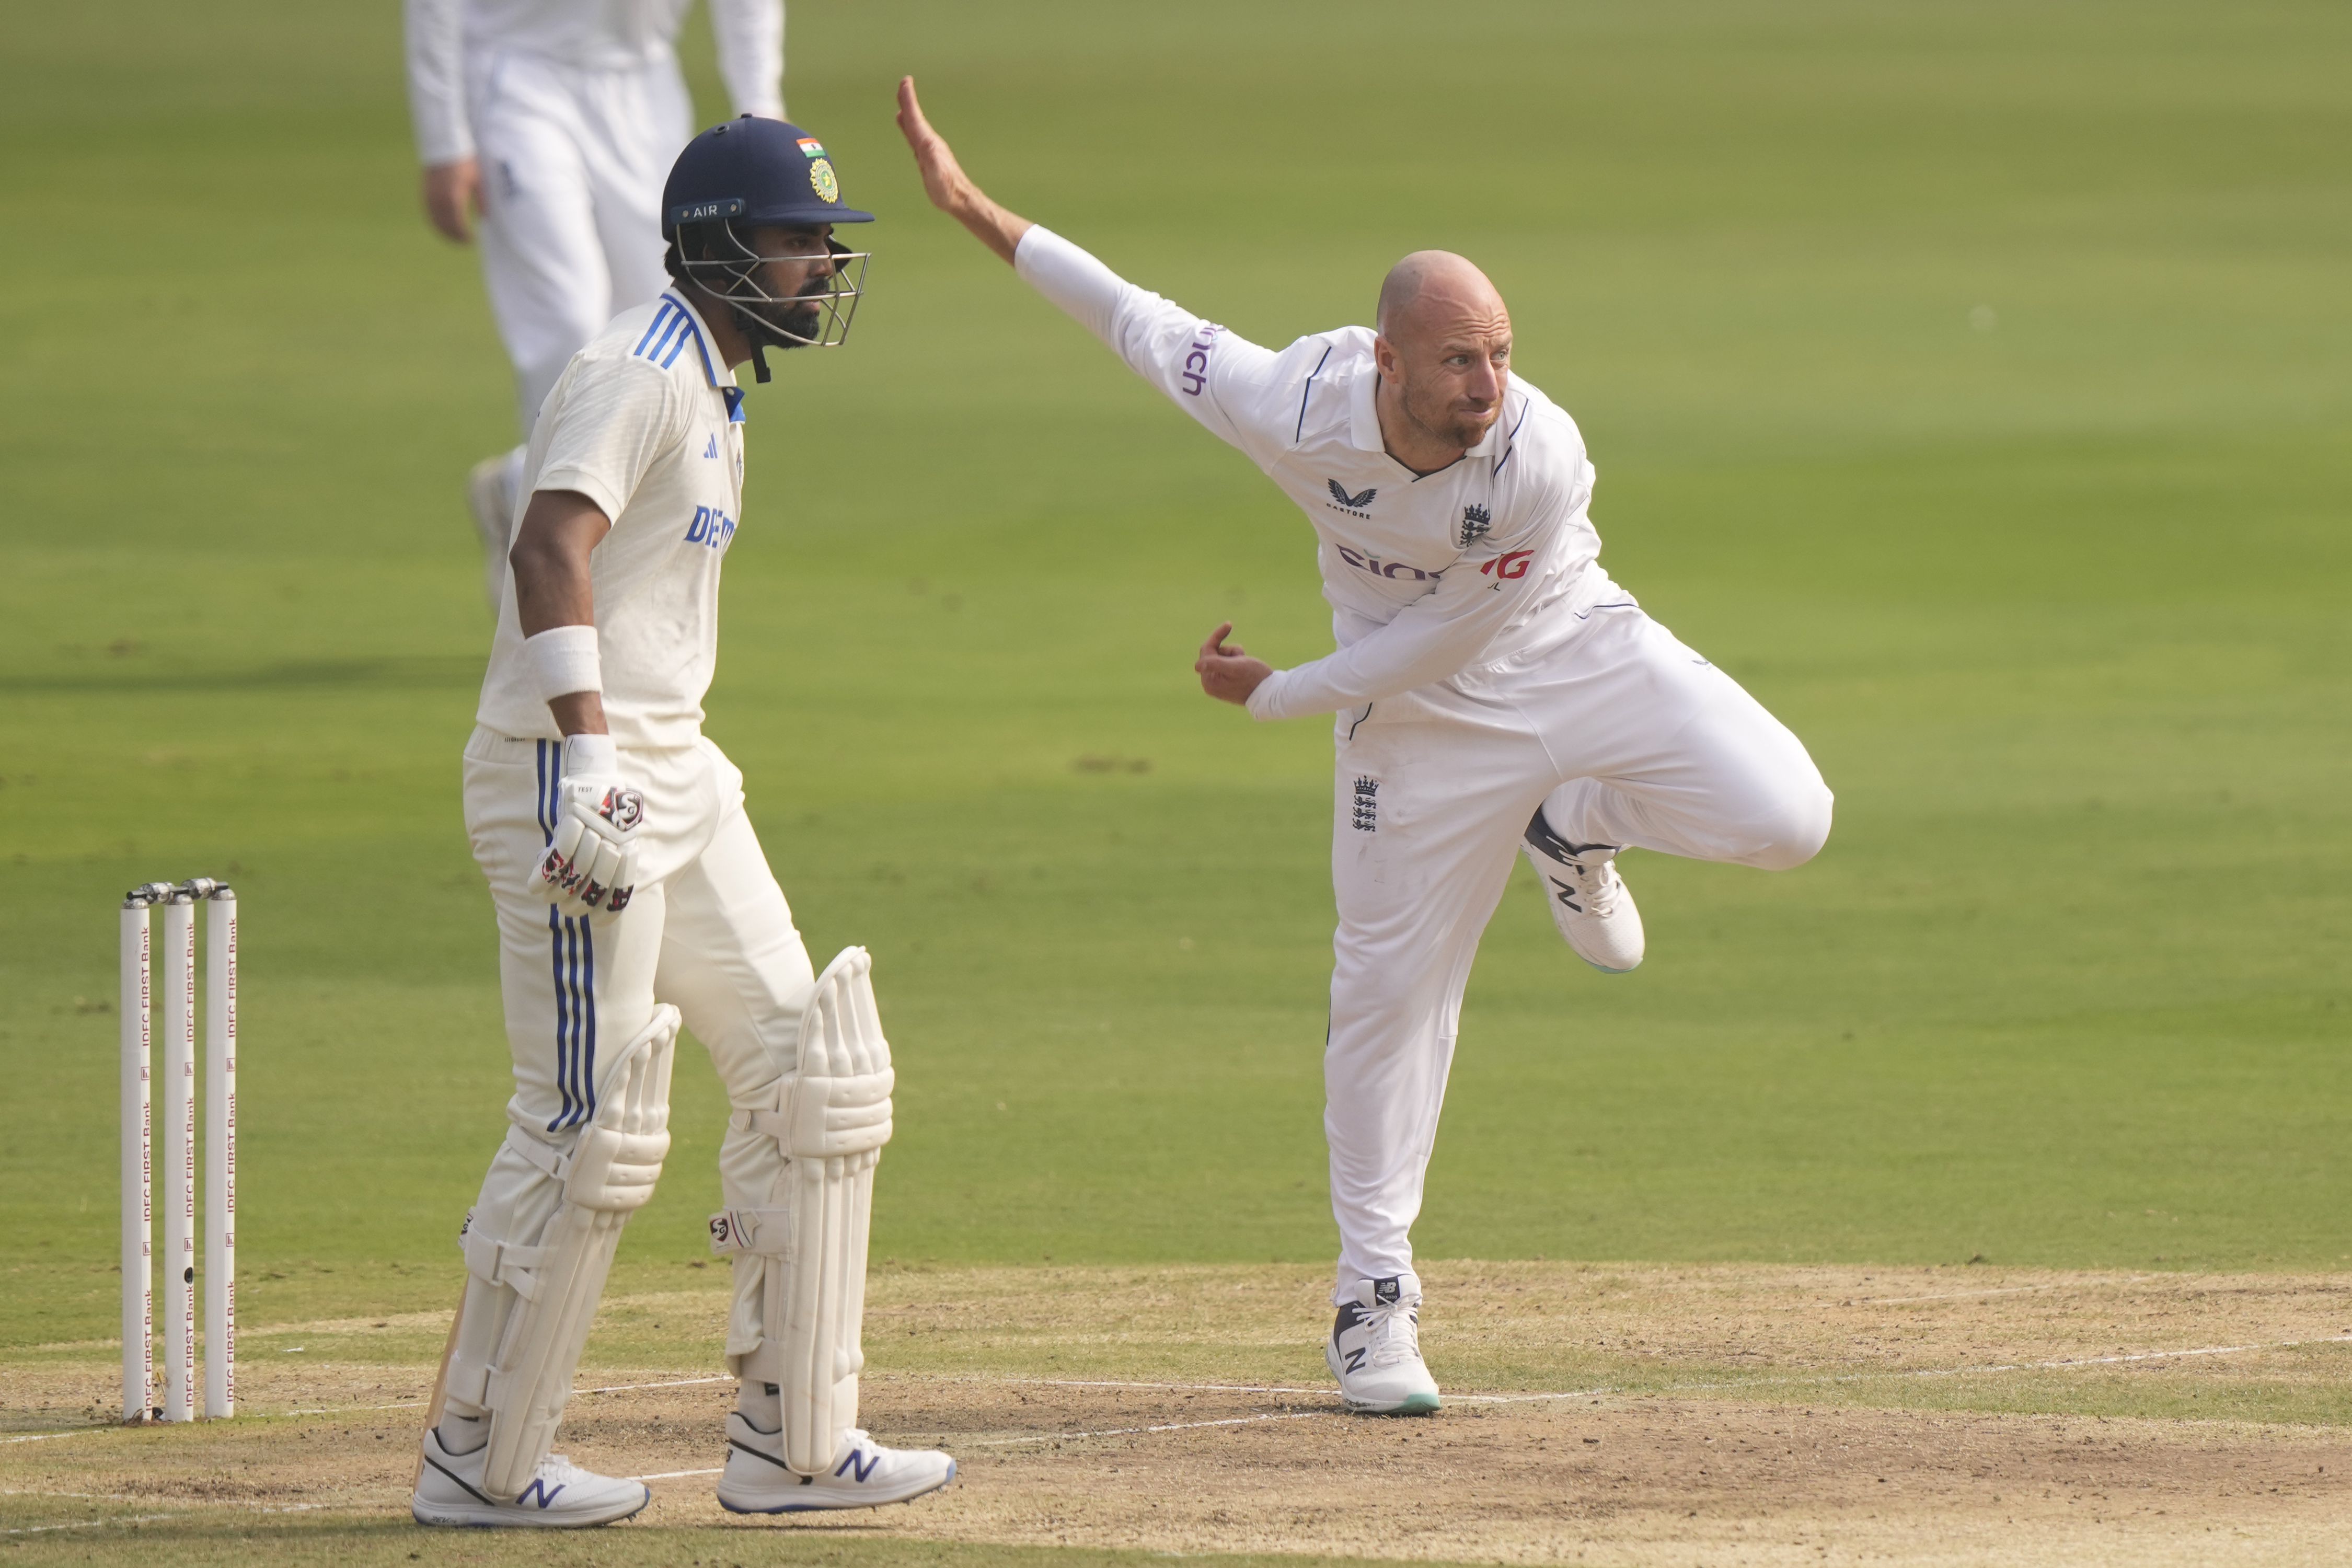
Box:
[1014,228,1835,1295]
[405,0,784,434]
[476,290,745,750]
[460,286,817,1398]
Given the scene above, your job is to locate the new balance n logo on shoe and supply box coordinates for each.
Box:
[836,1447,882,1483]
[515,1478,567,1508]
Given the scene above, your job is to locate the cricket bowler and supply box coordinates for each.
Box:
[897,79,1834,1415]
[412,116,954,1526]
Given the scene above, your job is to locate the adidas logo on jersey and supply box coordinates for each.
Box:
[704,435,720,459]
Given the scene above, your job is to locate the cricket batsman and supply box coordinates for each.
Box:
[897,80,1834,1415]
[411,116,955,1526]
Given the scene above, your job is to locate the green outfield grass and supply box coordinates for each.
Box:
[3,0,2349,1354]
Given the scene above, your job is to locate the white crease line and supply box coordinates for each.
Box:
[1853,1275,2155,1307]
[633,1467,725,1480]
[12,1332,2345,1450]
[577,1375,734,1396]
[4,1513,189,1536]
[976,1410,1332,1446]
[0,1501,339,1537]
[1003,1378,1332,1397]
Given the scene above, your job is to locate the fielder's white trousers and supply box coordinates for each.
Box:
[459,728,813,1374]
[467,49,690,435]
[1324,589,1832,1297]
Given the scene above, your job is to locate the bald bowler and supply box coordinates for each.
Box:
[898,80,1834,1414]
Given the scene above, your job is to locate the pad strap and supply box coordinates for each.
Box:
[730,1068,895,1159]
[708,1207,795,1259]
[458,1212,552,1303]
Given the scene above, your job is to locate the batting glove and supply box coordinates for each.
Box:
[530,733,645,924]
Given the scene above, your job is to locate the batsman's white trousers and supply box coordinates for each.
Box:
[468,50,690,436]
[459,727,813,1373]
[1324,589,1832,1296]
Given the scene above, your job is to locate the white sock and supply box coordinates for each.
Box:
[437,1408,488,1455]
[735,1380,781,1433]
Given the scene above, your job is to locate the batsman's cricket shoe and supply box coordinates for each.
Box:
[1521,811,1644,972]
[1327,1273,1441,1415]
[411,1428,651,1528]
[717,1415,956,1512]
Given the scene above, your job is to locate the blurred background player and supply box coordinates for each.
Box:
[897,79,1833,1417]
[411,117,952,1526]
[404,0,787,606]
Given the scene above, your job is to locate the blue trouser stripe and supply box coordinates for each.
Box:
[534,739,596,1131]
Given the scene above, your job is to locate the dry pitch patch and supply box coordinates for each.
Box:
[6,1263,2352,1567]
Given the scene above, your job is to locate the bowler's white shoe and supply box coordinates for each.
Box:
[1327,1273,1441,1415]
[466,453,516,610]
[1521,812,1645,973]
[717,1415,956,1513]
[411,1428,650,1528]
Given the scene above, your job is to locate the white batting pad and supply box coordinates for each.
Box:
[471,1005,678,1502]
[710,947,893,1474]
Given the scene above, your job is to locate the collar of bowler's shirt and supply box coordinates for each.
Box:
[1347,357,1504,466]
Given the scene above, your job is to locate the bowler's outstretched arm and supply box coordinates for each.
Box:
[896,77,1032,264]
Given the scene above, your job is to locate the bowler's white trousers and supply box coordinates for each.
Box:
[458,727,812,1376]
[469,50,689,435]
[1323,588,1831,1296]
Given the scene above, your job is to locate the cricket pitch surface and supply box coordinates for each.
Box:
[7,1262,2351,1566]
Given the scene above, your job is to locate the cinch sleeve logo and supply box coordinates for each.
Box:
[1478,549,1535,580]
[684,504,737,550]
[1181,325,1223,397]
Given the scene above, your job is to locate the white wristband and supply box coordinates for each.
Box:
[560,732,617,777]
[524,624,602,705]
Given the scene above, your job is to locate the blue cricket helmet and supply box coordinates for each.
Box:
[663,115,874,237]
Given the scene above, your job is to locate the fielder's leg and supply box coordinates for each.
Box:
[464,58,613,606]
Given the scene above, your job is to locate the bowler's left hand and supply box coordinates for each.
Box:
[1195,622,1272,706]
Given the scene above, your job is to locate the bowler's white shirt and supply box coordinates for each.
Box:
[1012,228,1606,721]
[405,0,783,165]
[476,291,748,750]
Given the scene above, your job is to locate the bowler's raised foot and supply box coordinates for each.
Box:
[1521,811,1645,972]
[411,1428,651,1528]
[717,1414,957,1513]
[1327,1273,1441,1415]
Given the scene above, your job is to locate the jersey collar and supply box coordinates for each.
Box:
[1350,363,1507,464]
[660,290,741,392]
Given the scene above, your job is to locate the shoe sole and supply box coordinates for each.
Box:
[717,1459,956,1514]
[411,1486,650,1529]
[1326,1343,1442,1415]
